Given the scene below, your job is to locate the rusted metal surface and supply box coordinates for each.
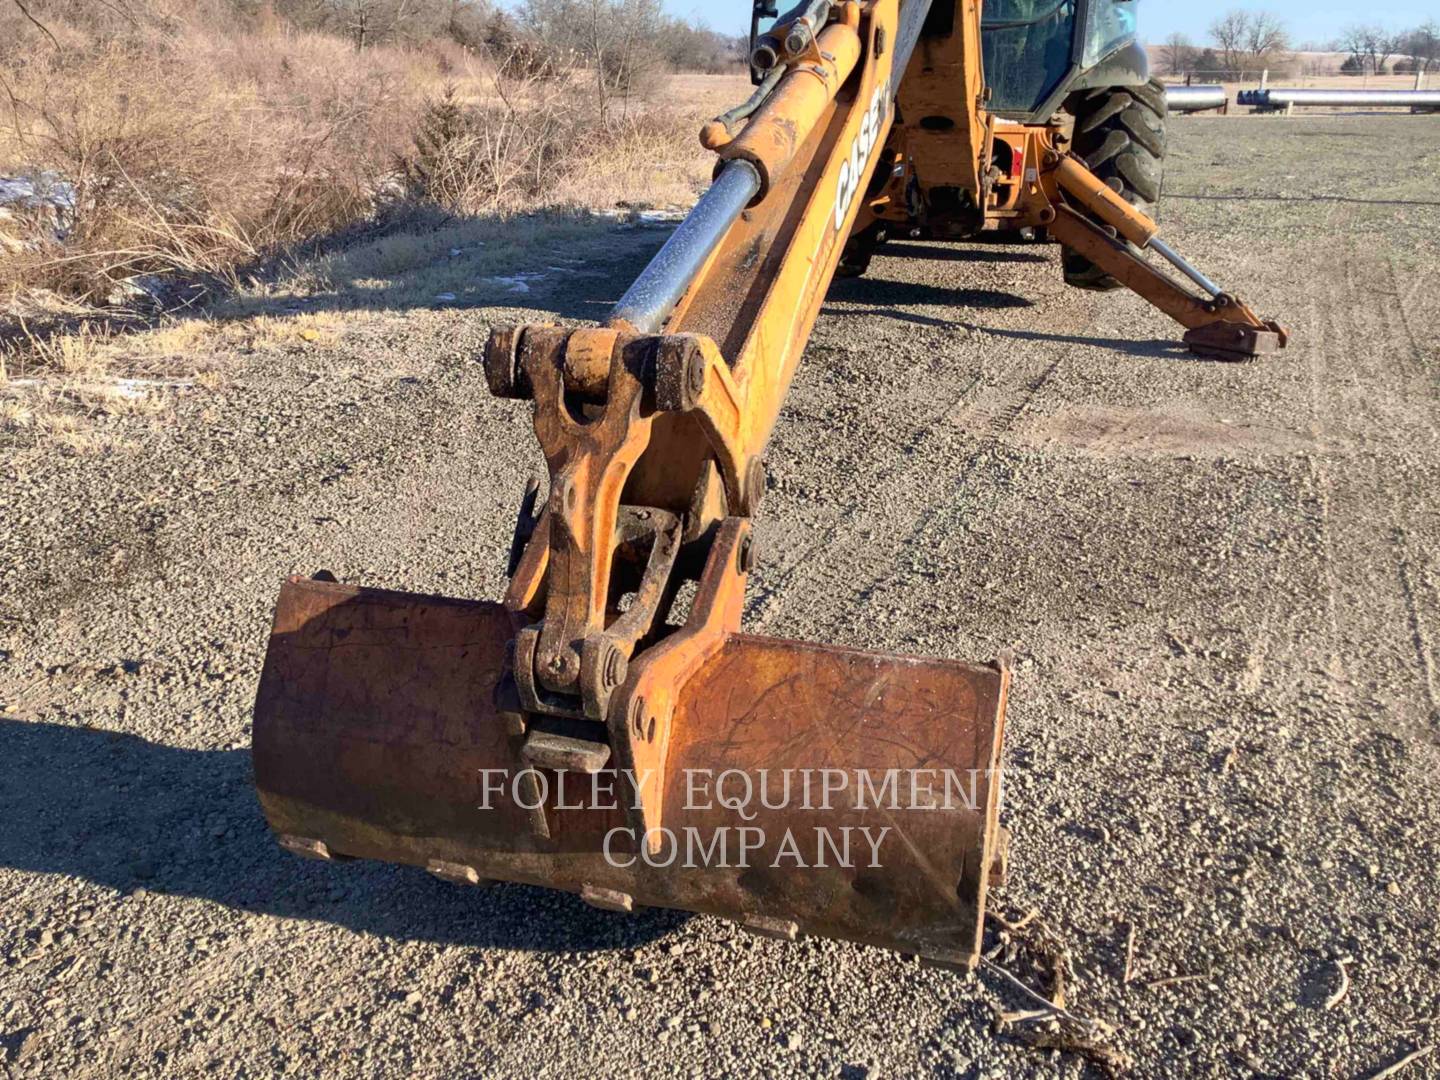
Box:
[254,578,1008,966]
[1182,320,1288,362]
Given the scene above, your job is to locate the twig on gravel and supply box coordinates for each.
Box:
[995,908,1039,932]
[981,909,1128,1074]
[1398,1013,1439,1037]
[1363,1045,1435,1079]
[1144,973,1208,990]
[1219,745,1240,775]
[1122,922,1137,985]
[1019,1031,1133,1078]
[1324,956,1353,1011]
[980,958,1112,1039]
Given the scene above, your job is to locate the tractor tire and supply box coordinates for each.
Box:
[836,224,888,279]
[1062,77,1167,292]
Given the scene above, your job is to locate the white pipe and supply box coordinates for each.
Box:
[1239,88,1440,108]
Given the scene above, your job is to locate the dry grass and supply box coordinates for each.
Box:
[0,9,730,319]
[0,8,750,447]
[0,206,634,448]
[257,212,622,310]
[0,374,165,455]
[0,26,424,303]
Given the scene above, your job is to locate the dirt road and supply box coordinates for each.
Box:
[3,115,1439,1078]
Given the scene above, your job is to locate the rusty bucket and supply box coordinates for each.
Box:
[253,577,1009,967]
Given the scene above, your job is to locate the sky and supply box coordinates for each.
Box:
[661,3,1438,49]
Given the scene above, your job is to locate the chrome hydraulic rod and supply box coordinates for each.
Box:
[1148,236,1223,298]
[608,160,762,334]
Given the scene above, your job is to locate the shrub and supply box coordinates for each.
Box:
[0,0,728,311]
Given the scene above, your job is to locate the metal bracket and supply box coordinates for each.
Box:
[606,518,753,852]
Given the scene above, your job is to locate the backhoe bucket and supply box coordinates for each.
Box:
[253,578,1009,967]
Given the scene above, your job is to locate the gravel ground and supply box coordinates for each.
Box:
[2,115,1439,1079]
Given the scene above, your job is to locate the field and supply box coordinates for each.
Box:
[2,111,1439,1078]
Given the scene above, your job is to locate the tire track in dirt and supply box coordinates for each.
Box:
[1301,240,1440,736]
[985,352,1065,436]
[1384,255,1439,400]
[749,289,1083,640]
[1375,253,1440,731]
[1392,530,1440,728]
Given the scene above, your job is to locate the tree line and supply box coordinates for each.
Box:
[1157,9,1440,78]
[3,0,747,75]
[252,0,743,74]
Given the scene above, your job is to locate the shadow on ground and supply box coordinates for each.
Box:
[0,718,688,953]
[0,214,678,354]
[239,216,674,325]
[822,293,1188,362]
[824,275,1035,311]
[875,242,1050,264]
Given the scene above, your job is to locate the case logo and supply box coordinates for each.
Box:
[835,85,889,232]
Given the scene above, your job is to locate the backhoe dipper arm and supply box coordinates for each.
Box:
[482,0,942,847]
[251,0,1281,972]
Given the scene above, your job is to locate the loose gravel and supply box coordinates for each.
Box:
[2,115,1439,1079]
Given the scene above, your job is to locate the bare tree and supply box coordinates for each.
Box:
[1210,10,1290,77]
[521,0,665,120]
[1337,25,1368,71]
[1210,11,1248,77]
[1159,32,1195,76]
[1242,12,1290,66]
[1339,23,1400,74]
[316,0,431,49]
[1407,21,1440,73]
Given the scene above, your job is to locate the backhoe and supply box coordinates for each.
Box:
[253,0,1285,969]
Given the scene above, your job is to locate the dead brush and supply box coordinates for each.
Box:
[3,316,112,377]
[0,30,408,307]
[398,50,709,218]
[399,56,588,215]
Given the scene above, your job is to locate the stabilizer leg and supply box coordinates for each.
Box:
[1046,155,1289,361]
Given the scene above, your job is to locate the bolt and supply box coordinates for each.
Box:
[482,327,528,400]
[603,644,628,690]
[686,351,707,400]
[737,534,756,575]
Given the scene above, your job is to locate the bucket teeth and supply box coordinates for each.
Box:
[520,727,612,773]
[581,886,635,913]
[741,916,799,942]
[426,860,490,887]
[277,835,336,861]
